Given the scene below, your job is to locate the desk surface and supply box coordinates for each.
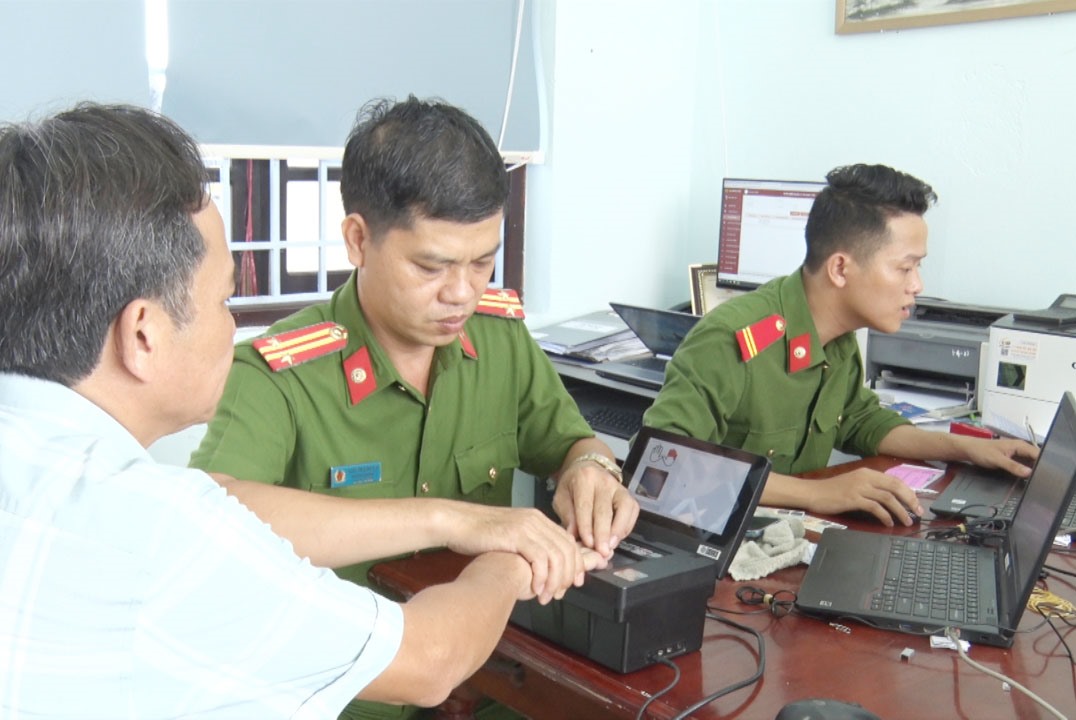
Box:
[370,456,1076,720]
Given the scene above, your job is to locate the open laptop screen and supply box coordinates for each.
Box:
[608,302,700,359]
[1002,391,1076,618]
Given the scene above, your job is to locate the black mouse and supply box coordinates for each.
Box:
[774,697,882,720]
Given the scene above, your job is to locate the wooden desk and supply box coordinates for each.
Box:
[370,456,1076,719]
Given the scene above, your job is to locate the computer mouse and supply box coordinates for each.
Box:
[774,697,881,720]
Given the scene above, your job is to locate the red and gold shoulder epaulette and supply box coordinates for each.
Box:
[252,321,348,372]
[475,288,525,319]
[735,314,786,363]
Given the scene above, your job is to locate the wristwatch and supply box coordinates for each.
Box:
[571,452,623,483]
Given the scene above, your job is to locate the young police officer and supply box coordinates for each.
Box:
[644,164,1037,527]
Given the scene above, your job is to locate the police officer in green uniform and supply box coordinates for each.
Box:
[644,164,1038,527]
[191,96,639,720]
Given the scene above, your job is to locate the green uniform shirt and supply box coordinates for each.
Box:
[191,273,593,586]
[193,276,592,720]
[643,269,908,474]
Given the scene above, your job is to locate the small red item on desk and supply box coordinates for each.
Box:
[949,421,996,439]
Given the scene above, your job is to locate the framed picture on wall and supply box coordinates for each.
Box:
[836,0,1076,35]
[689,263,721,316]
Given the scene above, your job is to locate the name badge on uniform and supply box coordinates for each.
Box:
[330,462,382,488]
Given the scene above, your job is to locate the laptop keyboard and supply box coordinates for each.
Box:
[871,538,981,624]
[994,493,1076,532]
[582,405,645,439]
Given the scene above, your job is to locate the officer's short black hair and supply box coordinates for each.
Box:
[0,102,208,386]
[339,95,509,238]
[803,163,937,273]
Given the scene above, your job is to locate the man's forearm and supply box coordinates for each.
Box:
[876,425,966,462]
[359,552,531,706]
[758,471,811,509]
[212,473,459,567]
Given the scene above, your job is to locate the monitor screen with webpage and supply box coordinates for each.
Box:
[717,177,826,290]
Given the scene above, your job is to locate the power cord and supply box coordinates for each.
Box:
[945,627,1069,720]
[634,610,768,719]
[666,614,766,719]
[634,657,680,720]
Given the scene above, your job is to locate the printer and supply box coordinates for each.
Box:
[865,297,1017,406]
[981,294,1076,440]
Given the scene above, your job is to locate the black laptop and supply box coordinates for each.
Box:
[930,456,1076,534]
[594,303,700,389]
[795,391,1076,648]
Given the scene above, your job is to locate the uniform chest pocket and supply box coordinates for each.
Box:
[742,425,801,472]
[455,431,520,499]
[812,408,842,436]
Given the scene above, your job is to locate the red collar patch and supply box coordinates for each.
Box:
[459,330,478,359]
[343,346,377,405]
[788,333,812,373]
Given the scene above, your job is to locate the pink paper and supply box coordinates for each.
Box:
[885,463,944,489]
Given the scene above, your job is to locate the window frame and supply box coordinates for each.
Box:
[201,145,530,326]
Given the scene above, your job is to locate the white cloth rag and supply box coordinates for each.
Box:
[729,513,812,581]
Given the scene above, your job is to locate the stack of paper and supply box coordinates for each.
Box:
[530,310,640,361]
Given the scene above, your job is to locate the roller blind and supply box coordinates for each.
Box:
[163,0,540,150]
[0,0,540,151]
[0,0,149,121]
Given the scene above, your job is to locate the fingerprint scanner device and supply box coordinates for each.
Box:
[511,427,771,672]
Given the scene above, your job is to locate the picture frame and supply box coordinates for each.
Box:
[689,263,721,316]
[836,0,1076,34]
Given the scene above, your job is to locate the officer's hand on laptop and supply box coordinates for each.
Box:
[957,435,1040,478]
[443,503,593,604]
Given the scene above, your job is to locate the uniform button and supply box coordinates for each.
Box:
[420,482,430,494]
[767,449,775,457]
[807,427,813,436]
[837,414,843,423]
[488,467,498,480]
[822,363,830,371]
[397,384,407,392]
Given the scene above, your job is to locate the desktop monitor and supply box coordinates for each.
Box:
[717,177,826,290]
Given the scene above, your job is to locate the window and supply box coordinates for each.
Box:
[202,146,530,325]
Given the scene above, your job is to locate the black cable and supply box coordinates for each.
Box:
[1045,563,1076,579]
[666,613,766,720]
[635,656,680,720]
[1041,612,1076,667]
[733,585,797,618]
[924,516,1009,546]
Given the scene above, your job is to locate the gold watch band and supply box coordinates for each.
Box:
[571,452,623,482]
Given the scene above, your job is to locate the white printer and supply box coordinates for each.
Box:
[981,294,1076,441]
